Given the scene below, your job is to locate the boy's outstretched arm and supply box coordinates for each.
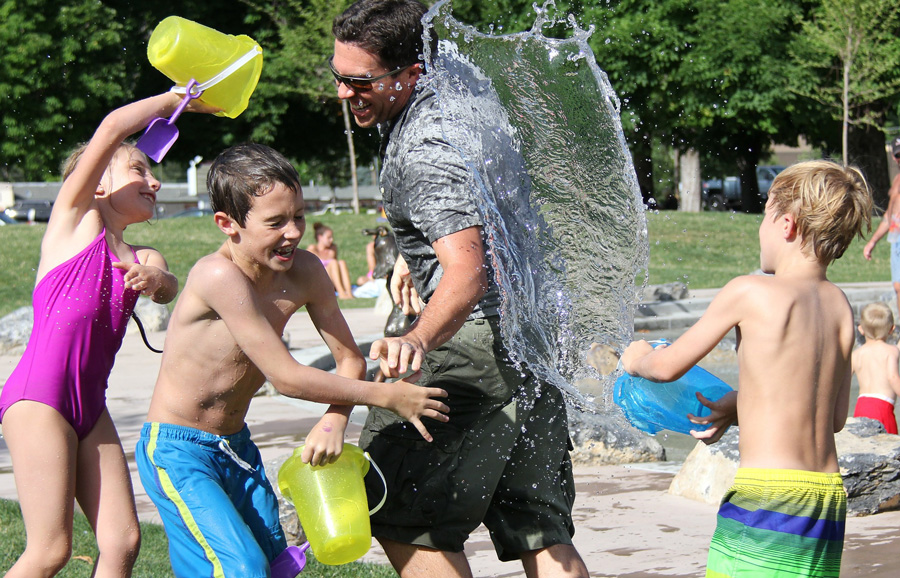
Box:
[200,256,449,441]
[622,277,751,382]
[301,267,368,466]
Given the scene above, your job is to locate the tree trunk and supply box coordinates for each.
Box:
[848,120,891,210]
[342,99,360,214]
[738,149,762,214]
[628,131,655,206]
[679,149,701,213]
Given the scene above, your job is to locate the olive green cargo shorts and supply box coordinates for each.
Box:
[359,316,576,561]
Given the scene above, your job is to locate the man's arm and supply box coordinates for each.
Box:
[370,226,488,378]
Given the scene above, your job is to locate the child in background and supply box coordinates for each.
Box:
[307,221,355,299]
[0,93,214,577]
[136,143,448,578]
[622,160,872,578]
[851,301,900,434]
[356,236,377,286]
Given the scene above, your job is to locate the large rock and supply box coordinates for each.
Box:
[668,428,739,505]
[837,419,900,515]
[668,418,900,516]
[127,297,171,333]
[568,409,666,465]
[0,306,33,355]
[636,282,691,303]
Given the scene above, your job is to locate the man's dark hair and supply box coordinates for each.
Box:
[207,143,302,226]
[333,0,433,69]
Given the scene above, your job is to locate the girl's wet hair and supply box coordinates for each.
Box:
[768,160,873,264]
[206,143,302,227]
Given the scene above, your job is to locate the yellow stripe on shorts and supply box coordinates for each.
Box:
[148,422,226,578]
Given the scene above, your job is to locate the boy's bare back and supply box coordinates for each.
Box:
[852,339,900,402]
[720,274,854,473]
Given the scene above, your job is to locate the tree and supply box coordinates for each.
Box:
[0,0,131,180]
[790,0,900,166]
[586,0,700,205]
[240,0,382,197]
[589,0,808,212]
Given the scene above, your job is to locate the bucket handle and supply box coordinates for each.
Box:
[170,45,262,96]
[364,451,387,515]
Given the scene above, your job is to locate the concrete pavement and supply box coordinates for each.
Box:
[2,292,900,576]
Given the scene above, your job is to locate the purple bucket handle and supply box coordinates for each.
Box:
[135,79,203,162]
[166,79,202,125]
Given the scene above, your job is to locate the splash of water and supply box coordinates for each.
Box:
[423,0,648,411]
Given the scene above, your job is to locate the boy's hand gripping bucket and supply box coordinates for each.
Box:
[147,16,263,119]
[277,444,387,566]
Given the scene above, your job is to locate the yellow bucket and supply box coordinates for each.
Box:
[277,444,386,566]
[147,16,263,118]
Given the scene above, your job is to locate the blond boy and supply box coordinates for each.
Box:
[851,302,900,434]
[135,143,448,578]
[622,160,872,578]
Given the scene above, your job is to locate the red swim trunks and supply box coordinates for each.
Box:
[853,395,898,434]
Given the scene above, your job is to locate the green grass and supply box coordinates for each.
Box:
[643,210,887,289]
[0,212,385,318]
[0,498,397,577]
[0,210,890,318]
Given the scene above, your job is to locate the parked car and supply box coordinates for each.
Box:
[164,207,215,219]
[4,199,53,222]
[0,212,21,226]
[313,202,354,216]
[703,165,786,211]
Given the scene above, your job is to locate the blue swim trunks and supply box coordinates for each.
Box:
[136,422,286,578]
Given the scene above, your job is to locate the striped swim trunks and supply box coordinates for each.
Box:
[706,468,846,578]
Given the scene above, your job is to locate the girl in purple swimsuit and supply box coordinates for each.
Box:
[0,93,215,577]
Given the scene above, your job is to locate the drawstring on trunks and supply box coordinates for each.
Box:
[217,438,256,473]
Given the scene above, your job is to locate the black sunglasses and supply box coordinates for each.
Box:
[328,56,413,92]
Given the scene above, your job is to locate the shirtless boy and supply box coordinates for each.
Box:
[851,301,900,434]
[135,143,448,578]
[622,160,872,577]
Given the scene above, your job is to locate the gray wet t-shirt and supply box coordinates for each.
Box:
[379,85,501,319]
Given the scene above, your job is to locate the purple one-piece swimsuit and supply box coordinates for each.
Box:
[0,230,139,439]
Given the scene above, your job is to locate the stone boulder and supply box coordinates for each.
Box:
[636,282,691,303]
[667,427,739,505]
[127,297,171,334]
[668,418,900,516]
[0,306,33,355]
[568,409,666,465]
[837,419,900,515]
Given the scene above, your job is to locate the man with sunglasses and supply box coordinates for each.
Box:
[863,136,900,314]
[331,1,589,577]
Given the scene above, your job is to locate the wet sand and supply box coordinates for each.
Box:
[1,307,899,576]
